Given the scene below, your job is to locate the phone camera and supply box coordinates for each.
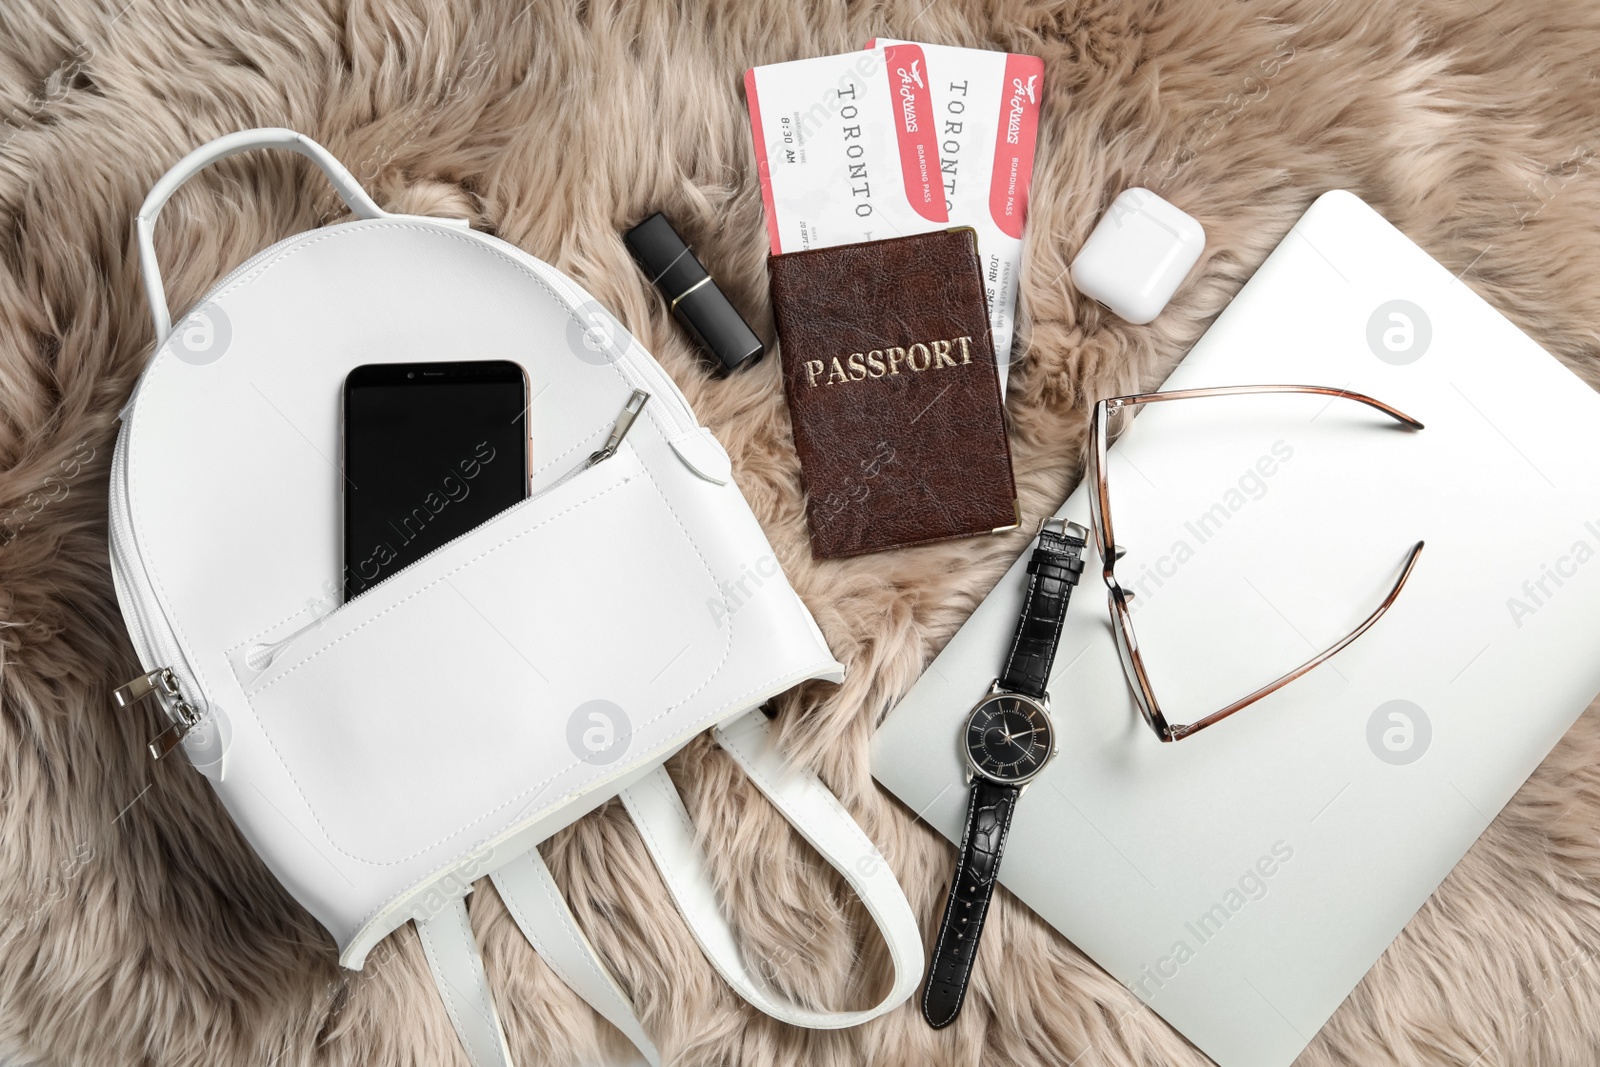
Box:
[407,371,415,379]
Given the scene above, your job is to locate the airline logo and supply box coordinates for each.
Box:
[1005,74,1039,144]
[894,59,925,131]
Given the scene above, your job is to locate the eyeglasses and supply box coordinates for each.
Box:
[1087,384,1426,742]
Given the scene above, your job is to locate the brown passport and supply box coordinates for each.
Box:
[769,228,1017,558]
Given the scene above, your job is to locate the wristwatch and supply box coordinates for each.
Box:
[921,517,1089,1029]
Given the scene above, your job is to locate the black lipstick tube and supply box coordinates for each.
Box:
[624,213,764,375]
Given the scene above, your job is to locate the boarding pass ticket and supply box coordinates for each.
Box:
[745,41,1043,392]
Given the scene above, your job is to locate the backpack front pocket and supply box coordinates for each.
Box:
[232,446,730,866]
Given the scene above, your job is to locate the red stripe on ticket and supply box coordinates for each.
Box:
[989,54,1043,238]
[884,44,948,223]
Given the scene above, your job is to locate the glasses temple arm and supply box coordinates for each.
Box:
[1168,539,1426,741]
[1106,385,1424,431]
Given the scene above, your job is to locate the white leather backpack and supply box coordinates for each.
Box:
[110,128,922,1066]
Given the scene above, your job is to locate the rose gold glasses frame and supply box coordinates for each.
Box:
[1087,384,1426,742]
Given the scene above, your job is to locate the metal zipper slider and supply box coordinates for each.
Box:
[113,666,202,760]
[114,667,180,708]
[147,698,202,761]
[587,390,650,466]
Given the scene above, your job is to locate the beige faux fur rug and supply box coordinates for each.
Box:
[3,0,1600,1064]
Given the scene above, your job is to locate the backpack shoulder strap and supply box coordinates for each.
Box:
[414,854,660,1067]
[619,711,923,1028]
[414,895,514,1067]
[415,711,922,1066]
[491,851,661,1066]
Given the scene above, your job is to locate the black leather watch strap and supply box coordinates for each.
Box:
[921,522,1087,1030]
[997,523,1088,699]
[921,777,1020,1028]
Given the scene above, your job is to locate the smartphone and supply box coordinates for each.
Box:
[341,360,530,601]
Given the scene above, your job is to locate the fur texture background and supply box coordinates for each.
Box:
[2,0,1600,1064]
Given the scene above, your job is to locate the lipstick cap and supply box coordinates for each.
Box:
[624,213,764,375]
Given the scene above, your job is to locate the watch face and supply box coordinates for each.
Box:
[964,693,1055,784]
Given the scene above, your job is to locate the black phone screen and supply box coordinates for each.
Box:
[342,361,529,601]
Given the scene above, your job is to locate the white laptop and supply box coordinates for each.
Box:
[871,190,1600,1067]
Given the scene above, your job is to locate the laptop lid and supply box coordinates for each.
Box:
[872,190,1600,1066]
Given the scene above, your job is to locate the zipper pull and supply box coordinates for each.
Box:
[113,666,202,760]
[587,390,650,466]
[147,698,202,761]
[114,667,179,708]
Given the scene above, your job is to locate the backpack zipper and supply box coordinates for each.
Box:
[112,667,201,759]
[337,389,650,609]
[235,390,650,675]
[108,422,212,759]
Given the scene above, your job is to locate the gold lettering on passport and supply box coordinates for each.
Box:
[804,334,975,387]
